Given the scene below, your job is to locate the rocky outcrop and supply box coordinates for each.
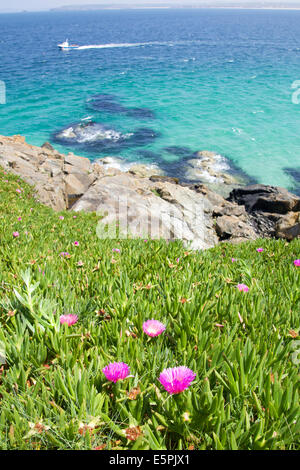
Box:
[228,184,300,240]
[0,135,299,248]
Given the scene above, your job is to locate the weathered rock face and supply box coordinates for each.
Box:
[0,135,97,211]
[0,135,299,248]
[72,173,218,250]
[228,184,300,240]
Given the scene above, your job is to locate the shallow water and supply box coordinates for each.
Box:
[0,8,300,194]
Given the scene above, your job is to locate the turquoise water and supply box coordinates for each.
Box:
[0,9,300,194]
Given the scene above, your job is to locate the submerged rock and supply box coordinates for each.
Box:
[87,94,155,119]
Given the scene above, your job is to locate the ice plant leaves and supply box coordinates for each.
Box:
[0,169,299,450]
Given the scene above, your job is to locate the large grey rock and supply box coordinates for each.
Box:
[64,153,92,173]
[215,215,258,241]
[72,173,218,250]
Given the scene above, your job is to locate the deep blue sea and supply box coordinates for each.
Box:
[1,8,300,194]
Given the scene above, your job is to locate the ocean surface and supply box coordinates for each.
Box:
[0,8,300,194]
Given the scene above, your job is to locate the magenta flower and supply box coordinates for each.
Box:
[237,283,249,292]
[59,252,70,257]
[59,216,64,220]
[159,366,196,395]
[176,258,180,264]
[102,362,130,383]
[17,217,22,222]
[73,241,79,246]
[143,320,166,337]
[13,231,19,238]
[60,314,78,326]
[112,248,120,253]
[256,248,264,253]
[231,258,237,263]
[294,259,300,267]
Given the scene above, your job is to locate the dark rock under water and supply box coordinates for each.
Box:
[284,167,300,196]
[87,94,156,119]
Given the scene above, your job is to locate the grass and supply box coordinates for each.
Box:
[0,166,299,450]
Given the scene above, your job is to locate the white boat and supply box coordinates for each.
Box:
[58,39,79,50]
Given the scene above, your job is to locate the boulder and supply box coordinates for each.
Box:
[72,173,218,250]
[64,153,91,173]
[128,164,162,178]
[229,184,300,214]
[215,215,257,241]
[275,212,300,240]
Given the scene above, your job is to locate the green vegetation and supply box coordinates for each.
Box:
[0,167,299,450]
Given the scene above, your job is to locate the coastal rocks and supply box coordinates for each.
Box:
[275,212,300,240]
[183,151,243,196]
[228,184,300,240]
[0,134,299,247]
[128,164,162,178]
[0,134,95,210]
[215,215,258,241]
[229,184,300,214]
[72,172,218,250]
[41,142,54,152]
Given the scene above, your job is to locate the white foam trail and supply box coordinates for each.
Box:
[78,43,143,50]
[76,40,198,50]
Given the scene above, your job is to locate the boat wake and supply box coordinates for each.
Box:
[77,41,171,50]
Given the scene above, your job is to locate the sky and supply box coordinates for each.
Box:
[1,0,300,12]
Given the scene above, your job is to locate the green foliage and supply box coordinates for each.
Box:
[0,167,299,450]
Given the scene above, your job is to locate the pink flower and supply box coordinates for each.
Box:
[16,189,21,194]
[60,314,78,326]
[59,216,64,220]
[176,258,180,264]
[143,320,166,337]
[73,241,79,246]
[159,366,196,395]
[13,232,19,238]
[231,258,237,263]
[256,248,264,253]
[112,248,120,253]
[59,252,70,257]
[73,216,77,219]
[17,217,22,222]
[102,362,130,383]
[237,283,249,292]
[294,259,300,267]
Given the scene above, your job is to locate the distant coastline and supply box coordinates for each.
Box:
[51,3,300,12]
[3,4,300,14]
